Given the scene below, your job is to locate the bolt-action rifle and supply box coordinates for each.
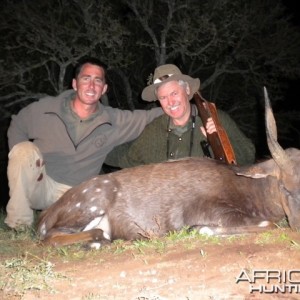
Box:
[193,91,237,165]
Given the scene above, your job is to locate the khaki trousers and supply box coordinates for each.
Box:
[5,141,71,229]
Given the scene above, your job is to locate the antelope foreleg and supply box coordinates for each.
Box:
[40,228,111,247]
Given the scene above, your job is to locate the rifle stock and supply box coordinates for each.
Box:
[193,91,237,165]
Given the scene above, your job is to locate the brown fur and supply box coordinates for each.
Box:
[37,151,300,247]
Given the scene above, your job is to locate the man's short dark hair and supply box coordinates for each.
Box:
[74,57,108,80]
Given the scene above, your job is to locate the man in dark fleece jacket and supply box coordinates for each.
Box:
[105,64,255,168]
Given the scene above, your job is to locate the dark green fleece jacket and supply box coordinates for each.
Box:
[105,105,255,168]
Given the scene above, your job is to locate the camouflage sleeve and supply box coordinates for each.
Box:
[104,115,168,168]
[104,141,134,168]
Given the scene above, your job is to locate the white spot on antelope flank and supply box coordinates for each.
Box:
[75,202,81,207]
[103,179,109,184]
[82,188,88,194]
[117,192,122,197]
[95,188,101,193]
[99,209,105,215]
[113,187,118,192]
[90,197,96,202]
[90,206,97,212]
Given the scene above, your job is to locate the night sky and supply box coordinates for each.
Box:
[283,0,300,109]
[283,0,300,25]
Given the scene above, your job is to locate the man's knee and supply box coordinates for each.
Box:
[9,141,42,160]
[8,142,44,171]
[8,141,45,186]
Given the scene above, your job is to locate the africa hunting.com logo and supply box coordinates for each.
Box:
[236,269,300,294]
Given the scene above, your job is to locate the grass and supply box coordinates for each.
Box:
[0,210,67,297]
[0,208,299,299]
[255,231,292,245]
[0,252,67,296]
[0,209,223,298]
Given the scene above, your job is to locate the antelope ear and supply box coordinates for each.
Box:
[234,159,279,179]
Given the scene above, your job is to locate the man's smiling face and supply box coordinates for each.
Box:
[156,80,191,126]
[72,63,108,106]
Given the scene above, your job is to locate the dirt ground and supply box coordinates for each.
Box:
[2,228,300,300]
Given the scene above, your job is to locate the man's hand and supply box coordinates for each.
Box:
[200,117,217,137]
